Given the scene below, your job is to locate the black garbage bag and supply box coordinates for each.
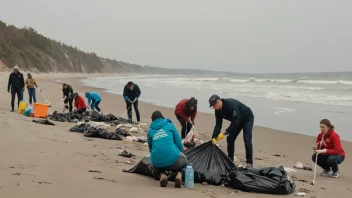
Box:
[69,124,123,140]
[33,119,55,126]
[49,111,85,122]
[227,166,295,194]
[69,124,90,133]
[115,127,131,137]
[119,150,135,158]
[124,141,235,186]
[91,111,119,123]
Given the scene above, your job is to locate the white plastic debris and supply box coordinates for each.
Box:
[284,167,297,173]
[295,192,306,196]
[294,162,304,169]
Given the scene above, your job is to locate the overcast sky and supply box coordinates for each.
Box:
[1,0,351,73]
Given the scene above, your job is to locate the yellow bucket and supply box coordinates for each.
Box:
[18,101,27,114]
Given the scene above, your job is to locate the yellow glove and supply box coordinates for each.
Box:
[217,133,224,140]
[212,138,217,144]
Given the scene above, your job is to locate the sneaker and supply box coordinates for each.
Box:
[246,163,253,168]
[10,109,14,112]
[175,172,182,188]
[320,169,332,176]
[160,174,168,187]
[330,171,339,178]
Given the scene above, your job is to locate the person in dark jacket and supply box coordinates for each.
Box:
[312,119,345,178]
[209,94,254,168]
[62,83,74,112]
[147,111,186,188]
[7,66,25,112]
[72,93,87,114]
[174,97,197,138]
[123,81,141,124]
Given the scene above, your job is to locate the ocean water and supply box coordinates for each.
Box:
[81,72,352,141]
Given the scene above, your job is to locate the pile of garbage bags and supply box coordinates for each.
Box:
[69,123,132,140]
[49,111,129,125]
[124,141,295,195]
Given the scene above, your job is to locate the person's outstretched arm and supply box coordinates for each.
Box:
[212,110,223,139]
[123,86,131,102]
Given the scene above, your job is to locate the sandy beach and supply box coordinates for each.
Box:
[0,73,351,198]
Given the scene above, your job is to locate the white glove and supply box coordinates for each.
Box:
[316,149,327,154]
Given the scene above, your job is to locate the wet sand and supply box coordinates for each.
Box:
[0,73,351,198]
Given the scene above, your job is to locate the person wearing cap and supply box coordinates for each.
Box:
[209,95,254,168]
[25,73,38,105]
[72,93,87,114]
[174,97,198,138]
[147,111,186,188]
[7,66,25,112]
[62,83,74,112]
[123,81,141,124]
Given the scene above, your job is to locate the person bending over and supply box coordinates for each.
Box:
[85,92,102,113]
[174,97,197,138]
[123,81,141,124]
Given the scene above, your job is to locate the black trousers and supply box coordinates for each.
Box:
[11,89,22,110]
[227,117,254,164]
[126,100,140,122]
[175,114,192,139]
[64,95,74,112]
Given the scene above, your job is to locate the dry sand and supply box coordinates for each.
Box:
[0,72,351,198]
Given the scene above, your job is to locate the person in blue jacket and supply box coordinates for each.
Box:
[147,111,187,188]
[123,81,141,124]
[85,92,102,112]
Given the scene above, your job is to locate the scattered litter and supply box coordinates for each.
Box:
[119,150,135,158]
[298,188,311,193]
[126,136,147,143]
[295,192,306,196]
[88,170,102,173]
[284,167,296,173]
[32,119,55,126]
[294,162,313,171]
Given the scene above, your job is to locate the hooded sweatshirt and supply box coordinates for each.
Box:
[85,92,101,108]
[147,118,183,168]
[316,129,345,157]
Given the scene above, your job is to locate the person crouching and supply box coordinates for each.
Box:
[72,93,87,114]
[147,111,187,188]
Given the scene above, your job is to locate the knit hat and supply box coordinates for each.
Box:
[151,111,164,122]
[188,97,197,107]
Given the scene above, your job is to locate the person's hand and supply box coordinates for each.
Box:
[191,121,195,126]
[131,101,134,104]
[312,144,317,151]
[212,138,217,144]
[316,149,327,154]
[217,133,224,140]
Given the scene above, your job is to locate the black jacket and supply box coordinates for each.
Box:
[212,98,254,139]
[8,72,25,91]
[62,85,74,98]
[123,84,141,102]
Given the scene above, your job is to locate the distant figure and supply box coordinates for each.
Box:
[210,94,254,168]
[147,111,187,188]
[7,66,25,112]
[72,93,87,114]
[85,92,101,112]
[62,83,74,112]
[312,119,345,178]
[174,97,198,139]
[123,81,141,124]
[25,73,38,105]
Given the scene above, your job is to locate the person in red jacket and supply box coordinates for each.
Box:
[72,93,87,114]
[174,97,197,138]
[312,119,345,178]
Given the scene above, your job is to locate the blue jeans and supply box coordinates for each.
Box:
[28,88,36,104]
[91,100,101,112]
[227,117,254,164]
[312,154,344,172]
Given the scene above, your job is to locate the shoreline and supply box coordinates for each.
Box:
[0,73,351,198]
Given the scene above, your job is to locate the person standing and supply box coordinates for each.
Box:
[62,83,74,112]
[312,119,345,178]
[25,73,38,105]
[123,81,141,124]
[85,92,102,112]
[7,66,25,112]
[209,95,254,168]
[174,97,198,138]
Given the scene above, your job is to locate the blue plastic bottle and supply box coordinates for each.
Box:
[184,163,194,189]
